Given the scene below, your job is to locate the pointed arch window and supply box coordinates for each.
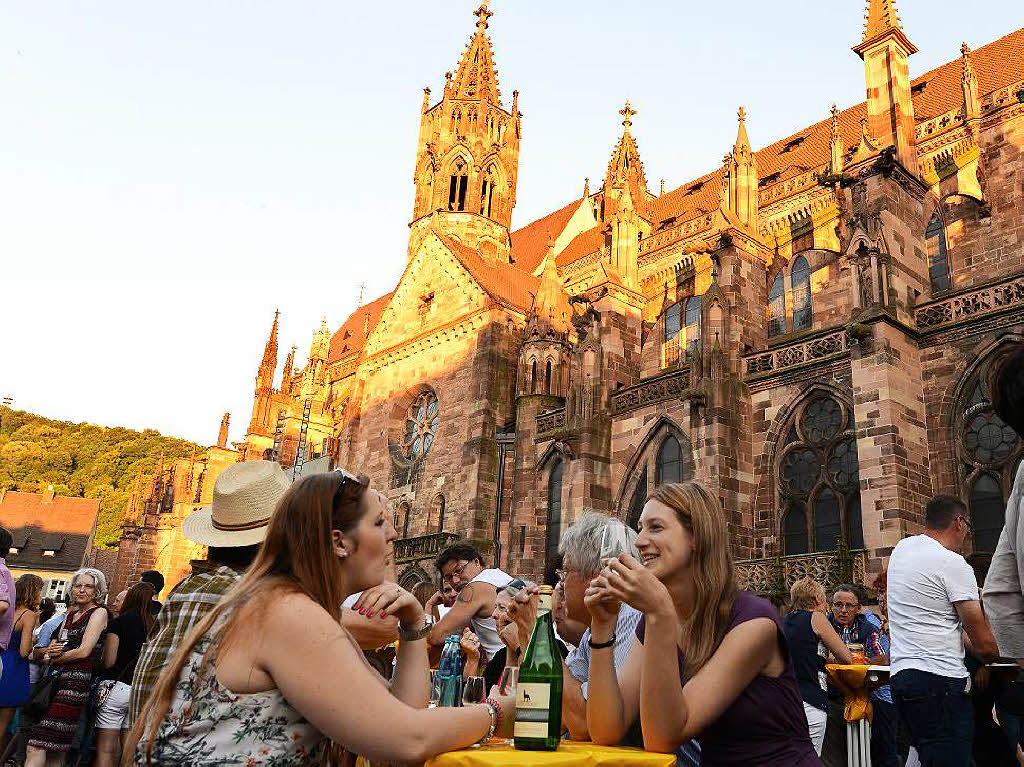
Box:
[768,272,787,338]
[448,160,468,212]
[395,502,411,539]
[628,469,648,530]
[665,302,681,342]
[792,256,812,332]
[926,213,951,294]
[545,359,553,394]
[956,357,1022,552]
[656,435,684,486]
[778,394,862,554]
[480,166,498,218]
[547,460,564,567]
[684,296,701,359]
[531,359,538,394]
[428,494,446,534]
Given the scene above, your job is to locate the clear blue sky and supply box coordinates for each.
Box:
[0,1,1017,445]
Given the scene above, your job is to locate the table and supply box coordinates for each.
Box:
[826,664,890,767]
[424,741,676,767]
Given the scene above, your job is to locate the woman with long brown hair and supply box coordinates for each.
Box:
[0,574,43,754]
[128,470,514,765]
[585,481,820,765]
[94,581,156,767]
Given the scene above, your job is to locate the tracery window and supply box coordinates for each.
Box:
[684,297,701,359]
[926,213,951,294]
[448,160,468,211]
[428,494,445,534]
[656,435,684,486]
[665,302,681,342]
[627,468,648,530]
[768,272,787,338]
[480,166,498,218]
[956,359,1022,552]
[547,459,564,567]
[792,256,812,332]
[778,394,862,554]
[404,391,439,460]
[394,501,411,538]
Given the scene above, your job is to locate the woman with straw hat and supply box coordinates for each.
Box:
[130,469,515,765]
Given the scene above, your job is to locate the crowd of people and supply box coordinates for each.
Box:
[0,348,1018,765]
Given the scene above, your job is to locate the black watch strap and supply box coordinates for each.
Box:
[588,634,615,650]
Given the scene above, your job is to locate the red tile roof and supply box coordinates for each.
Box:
[555,226,607,268]
[327,291,394,363]
[0,490,99,573]
[511,27,1024,270]
[439,234,540,312]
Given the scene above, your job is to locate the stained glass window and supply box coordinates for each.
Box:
[792,256,812,331]
[926,213,950,294]
[768,273,787,338]
[657,436,684,486]
[404,391,439,459]
[957,358,1022,552]
[778,395,863,554]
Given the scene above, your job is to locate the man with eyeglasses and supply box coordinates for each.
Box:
[888,494,1002,767]
[821,584,885,767]
[429,542,512,662]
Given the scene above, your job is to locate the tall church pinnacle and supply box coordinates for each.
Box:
[451,1,502,105]
[605,101,647,192]
[257,309,279,390]
[829,104,844,175]
[734,106,751,153]
[854,0,916,57]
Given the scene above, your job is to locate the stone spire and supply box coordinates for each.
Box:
[281,344,297,394]
[256,310,279,390]
[451,1,502,106]
[605,100,648,192]
[723,107,758,230]
[852,0,917,171]
[829,104,844,175]
[961,42,980,119]
[530,240,573,334]
[217,413,230,448]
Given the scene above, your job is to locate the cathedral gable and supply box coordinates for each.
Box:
[363,234,491,358]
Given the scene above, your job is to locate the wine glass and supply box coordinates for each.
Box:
[498,665,518,697]
[462,676,486,706]
[600,520,631,567]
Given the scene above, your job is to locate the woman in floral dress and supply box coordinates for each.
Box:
[131,470,516,766]
[26,568,109,767]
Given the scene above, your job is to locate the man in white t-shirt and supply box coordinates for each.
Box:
[888,495,1001,767]
[428,542,512,662]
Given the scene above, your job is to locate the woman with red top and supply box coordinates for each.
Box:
[585,481,821,765]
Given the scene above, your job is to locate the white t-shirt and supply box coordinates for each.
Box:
[888,534,980,678]
[467,568,513,660]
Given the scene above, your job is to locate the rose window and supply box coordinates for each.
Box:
[404,391,439,459]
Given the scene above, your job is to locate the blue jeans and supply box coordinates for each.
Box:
[891,669,973,767]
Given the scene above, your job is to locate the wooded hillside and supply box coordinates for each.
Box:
[0,407,199,547]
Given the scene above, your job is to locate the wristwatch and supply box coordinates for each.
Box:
[398,613,435,642]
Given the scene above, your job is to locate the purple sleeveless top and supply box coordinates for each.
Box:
[635,591,821,766]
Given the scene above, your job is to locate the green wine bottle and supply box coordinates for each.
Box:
[513,585,563,751]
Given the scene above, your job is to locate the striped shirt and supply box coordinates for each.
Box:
[565,604,641,698]
[127,565,240,725]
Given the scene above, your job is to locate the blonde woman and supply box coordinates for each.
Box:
[129,470,514,765]
[585,482,821,765]
[782,577,852,755]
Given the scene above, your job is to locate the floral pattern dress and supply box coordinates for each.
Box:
[137,612,325,766]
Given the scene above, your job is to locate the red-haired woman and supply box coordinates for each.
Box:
[129,470,514,765]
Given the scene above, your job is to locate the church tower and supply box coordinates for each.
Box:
[408,2,521,262]
[247,310,280,437]
[852,0,918,172]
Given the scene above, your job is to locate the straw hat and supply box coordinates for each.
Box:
[182,460,290,547]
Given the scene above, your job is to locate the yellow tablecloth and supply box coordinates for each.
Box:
[424,741,676,767]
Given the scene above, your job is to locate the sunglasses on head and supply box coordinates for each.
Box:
[333,468,369,505]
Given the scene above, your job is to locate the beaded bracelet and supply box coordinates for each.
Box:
[476,697,502,743]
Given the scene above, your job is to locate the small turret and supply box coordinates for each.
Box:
[217,413,230,448]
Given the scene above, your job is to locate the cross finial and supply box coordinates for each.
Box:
[357,282,366,307]
[961,41,971,57]
[620,100,637,131]
[738,106,747,124]
[474,1,492,31]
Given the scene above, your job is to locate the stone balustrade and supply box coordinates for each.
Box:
[610,367,693,415]
[736,549,868,596]
[744,329,851,378]
[536,407,567,434]
[394,532,460,564]
[915,272,1024,330]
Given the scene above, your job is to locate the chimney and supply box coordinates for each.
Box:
[43,484,55,503]
[218,412,231,448]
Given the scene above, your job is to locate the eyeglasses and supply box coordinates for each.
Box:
[832,601,859,610]
[958,514,973,532]
[443,561,471,584]
[555,568,579,583]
